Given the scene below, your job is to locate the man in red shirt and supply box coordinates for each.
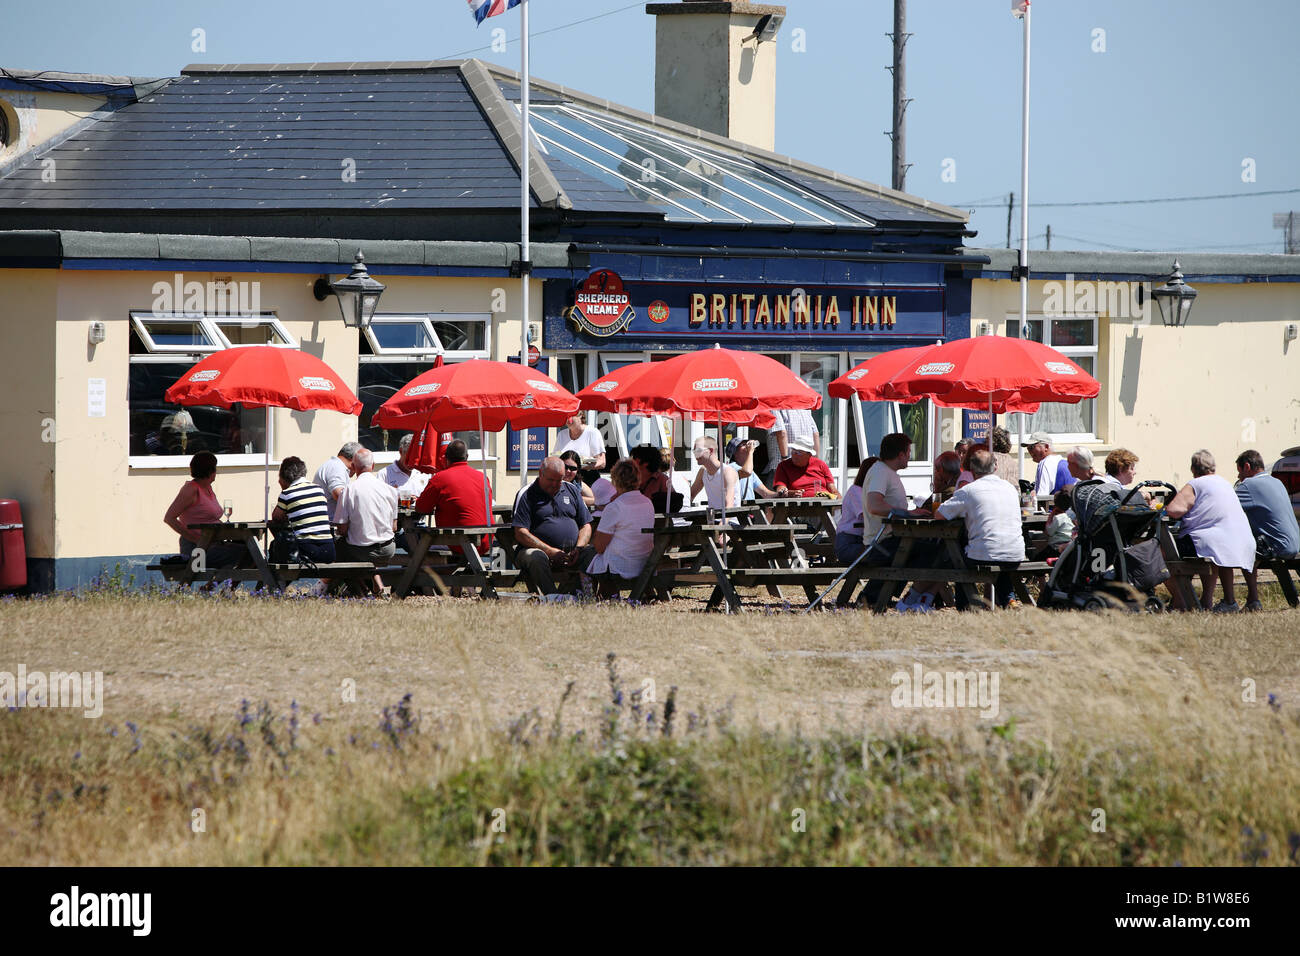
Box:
[415,439,493,556]
[773,437,839,497]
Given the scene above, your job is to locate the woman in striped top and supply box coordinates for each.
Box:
[270,456,336,564]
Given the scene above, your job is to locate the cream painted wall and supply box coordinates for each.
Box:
[0,91,107,163]
[45,268,539,561]
[0,270,58,558]
[726,21,776,151]
[970,278,1300,488]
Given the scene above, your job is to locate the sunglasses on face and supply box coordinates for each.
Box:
[564,464,579,472]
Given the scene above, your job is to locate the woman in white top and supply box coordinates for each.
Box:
[553,414,605,483]
[587,459,656,595]
[1164,449,1256,611]
[835,458,875,564]
[689,436,737,511]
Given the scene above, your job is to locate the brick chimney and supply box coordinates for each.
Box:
[645,0,786,151]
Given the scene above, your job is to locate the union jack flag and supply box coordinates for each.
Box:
[468,0,522,24]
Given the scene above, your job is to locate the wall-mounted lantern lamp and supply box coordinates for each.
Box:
[1150,260,1198,328]
[313,250,386,329]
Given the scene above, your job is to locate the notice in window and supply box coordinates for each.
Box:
[88,378,107,418]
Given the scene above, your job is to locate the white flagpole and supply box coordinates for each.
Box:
[1016,0,1031,485]
[519,0,532,491]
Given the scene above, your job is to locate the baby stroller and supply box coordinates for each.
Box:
[1037,479,1175,612]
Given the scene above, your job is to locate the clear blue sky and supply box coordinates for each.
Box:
[5,0,1296,253]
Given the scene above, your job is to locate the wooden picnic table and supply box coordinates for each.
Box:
[761,496,842,538]
[179,521,279,590]
[392,522,515,598]
[627,521,830,612]
[838,516,1045,612]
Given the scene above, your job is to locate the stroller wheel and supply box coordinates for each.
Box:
[1080,591,1126,612]
[1081,595,1108,612]
[1144,594,1167,614]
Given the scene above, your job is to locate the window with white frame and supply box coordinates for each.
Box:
[1004,314,1098,439]
[358,313,491,458]
[128,312,293,461]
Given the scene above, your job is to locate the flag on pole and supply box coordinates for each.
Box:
[1011,0,1029,18]
[468,0,521,24]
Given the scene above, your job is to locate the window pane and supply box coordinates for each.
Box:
[128,364,264,456]
[798,354,839,470]
[140,319,216,349]
[358,361,434,452]
[1019,357,1095,436]
[899,399,931,462]
[213,320,290,347]
[372,322,438,352]
[1050,319,1095,347]
[431,319,485,353]
[856,401,894,458]
[1006,318,1044,342]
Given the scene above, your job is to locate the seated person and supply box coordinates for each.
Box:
[916,451,962,509]
[334,448,400,596]
[1235,448,1300,611]
[990,427,1022,488]
[1163,449,1256,612]
[590,470,617,513]
[838,434,932,608]
[558,450,597,509]
[955,444,986,490]
[724,437,778,502]
[415,439,493,559]
[270,456,336,565]
[586,459,655,596]
[773,437,839,498]
[162,452,245,569]
[1032,490,1075,561]
[512,456,595,595]
[630,445,680,513]
[381,433,432,498]
[689,436,738,513]
[930,448,1027,609]
[835,458,876,565]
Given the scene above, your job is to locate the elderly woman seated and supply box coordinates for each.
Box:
[585,459,656,597]
[1164,449,1256,612]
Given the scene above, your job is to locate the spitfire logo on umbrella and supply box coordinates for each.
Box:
[566,269,635,338]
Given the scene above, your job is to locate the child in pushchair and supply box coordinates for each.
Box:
[1038,479,1175,611]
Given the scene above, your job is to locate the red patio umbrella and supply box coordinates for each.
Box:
[164,345,362,522]
[830,348,1042,415]
[372,359,580,524]
[578,346,820,533]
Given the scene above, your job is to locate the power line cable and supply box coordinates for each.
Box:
[964,187,1300,209]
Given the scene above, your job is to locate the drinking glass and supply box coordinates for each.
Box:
[223,499,233,522]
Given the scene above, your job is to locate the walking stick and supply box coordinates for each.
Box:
[804,524,889,613]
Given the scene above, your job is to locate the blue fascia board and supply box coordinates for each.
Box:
[59,258,574,280]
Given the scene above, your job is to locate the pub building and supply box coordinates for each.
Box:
[0,0,1294,590]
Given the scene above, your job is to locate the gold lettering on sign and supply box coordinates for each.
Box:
[775,296,790,327]
[729,294,738,326]
[690,293,707,327]
[711,294,726,327]
[740,293,754,326]
[882,296,897,327]
[825,296,839,328]
[755,295,771,326]
[862,296,879,328]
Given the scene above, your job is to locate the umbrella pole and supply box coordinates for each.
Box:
[718,411,727,567]
[479,406,491,530]
[264,405,270,525]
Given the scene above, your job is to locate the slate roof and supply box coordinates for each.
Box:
[0,59,969,232]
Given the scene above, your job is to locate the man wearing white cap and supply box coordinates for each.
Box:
[1022,431,1071,497]
[773,436,838,497]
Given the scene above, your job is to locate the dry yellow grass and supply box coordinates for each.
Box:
[2,590,1298,865]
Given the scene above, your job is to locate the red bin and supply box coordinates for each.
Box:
[0,499,27,591]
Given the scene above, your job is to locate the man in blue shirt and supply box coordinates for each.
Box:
[1235,449,1300,611]
[512,456,595,595]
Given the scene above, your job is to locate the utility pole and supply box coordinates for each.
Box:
[1275,212,1299,254]
[885,0,912,192]
[1006,192,1014,249]
[1045,224,1051,251]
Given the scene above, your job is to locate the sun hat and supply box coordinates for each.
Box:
[1021,431,1051,448]
[725,436,745,460]
[789,436,816,455]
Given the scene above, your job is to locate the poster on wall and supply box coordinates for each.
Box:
[506,355,550,471]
